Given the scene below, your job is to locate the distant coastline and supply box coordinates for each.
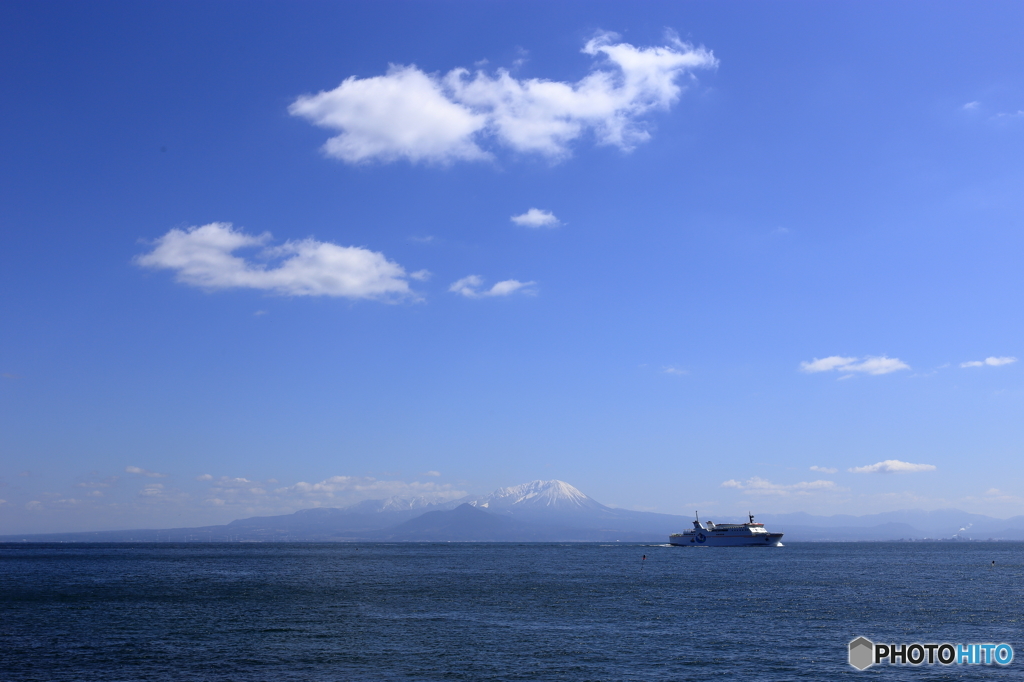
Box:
[4,480,1024,544]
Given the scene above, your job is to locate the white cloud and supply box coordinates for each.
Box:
[848,459,936,474]
[290,32,717,164]
[421,471,441,477]
[982,488,1024,503]
[137,223,418,301]
[809,466,838,474]
[511,208,560,228]
[125,466,167,478]
[800,356,857,372]
[799,355,909,375]
[662,366,688,376]
[409,269,432,281]
[274,475,465,504]
[289,65,489,164]
[720,477,840,496]
[961,356,1017,368]
[962,101,980,110]
[195,474,213,481]
[448,274,536,298]
[75,478,116,489]
[218,477,252,485]
[139,484,165,496]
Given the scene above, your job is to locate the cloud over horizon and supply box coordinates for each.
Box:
[848,459,936,474]
[289,32,717,164]
[137,223,418,301]
[799,355,910,376]
[720,477,840,496]
[271,475,467,506]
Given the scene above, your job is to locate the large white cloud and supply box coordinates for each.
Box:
[799,355,910,375]
[137,223,417,301]
[848,460,936,474]
[289,32,717,164]
[289,65,489,164]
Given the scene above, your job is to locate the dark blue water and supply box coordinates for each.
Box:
[1,542,1021,680]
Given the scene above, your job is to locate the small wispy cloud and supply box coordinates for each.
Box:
[809,466,838,474]
[75,478,117,488]
[962,101,980,110]
[195,474,213,481]
[421,471,441,477]
[982,488,1024,503]
[800,355,909,376]
[511,208,560,228]
[848,459,936,474]
[720,477,840,496]
[960,356,1017,368]
[125,466,167,478]
[449,275,536,298]
[661,366,688,376]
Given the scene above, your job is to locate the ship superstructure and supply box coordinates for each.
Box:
[669,512,784,547]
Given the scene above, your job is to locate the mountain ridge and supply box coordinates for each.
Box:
[4,479,1024,542]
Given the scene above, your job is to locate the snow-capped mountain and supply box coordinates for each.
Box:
[470,480,608,514]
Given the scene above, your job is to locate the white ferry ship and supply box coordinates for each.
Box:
[669,512,783,547]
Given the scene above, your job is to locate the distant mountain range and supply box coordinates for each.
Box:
[3,479,1024,543]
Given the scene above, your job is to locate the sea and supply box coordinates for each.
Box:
[1,542,1021,680]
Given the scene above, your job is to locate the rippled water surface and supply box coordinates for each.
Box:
[2,542,1021,680]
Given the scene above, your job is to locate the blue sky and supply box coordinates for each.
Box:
[2,1,1023,533]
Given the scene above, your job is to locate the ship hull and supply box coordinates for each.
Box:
[669,531,784,547]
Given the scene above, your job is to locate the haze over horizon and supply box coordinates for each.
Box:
[3,2,1024,535]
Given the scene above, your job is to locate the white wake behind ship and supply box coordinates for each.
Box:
[669,512,784,547]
